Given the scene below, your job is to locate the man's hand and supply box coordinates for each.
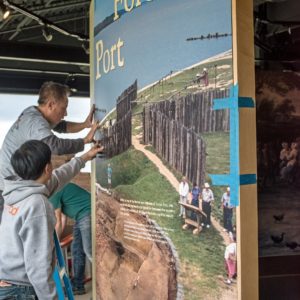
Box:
[83,121,99,144]
[80,142,104,162]
[65,105,96,133]
[84,104,95,128]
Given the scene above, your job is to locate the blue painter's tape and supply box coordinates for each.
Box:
[209,84,256,207]
[213,98,235,110]
[209,174,232,186]
[209,85,240,207]
[240,174,257,185]
[238,97,255,108]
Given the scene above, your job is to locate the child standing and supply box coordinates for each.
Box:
[224,233,237,285]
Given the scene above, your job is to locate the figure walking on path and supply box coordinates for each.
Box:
[224,233,237,285]
[107,163,112,190]
[201,182,214,228]
[179,177,189,218]
[195,68,209,86]
[190,182,201,220]
[221,187,234,233]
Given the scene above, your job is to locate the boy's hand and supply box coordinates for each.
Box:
[81,142,104,162]
[83,120,99,144]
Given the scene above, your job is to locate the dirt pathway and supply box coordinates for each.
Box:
[132,135,237,299]
[132,135,230,244]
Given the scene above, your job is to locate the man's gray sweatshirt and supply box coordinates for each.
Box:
[0,105,84,191]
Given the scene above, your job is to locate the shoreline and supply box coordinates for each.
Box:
[138,49,232,94]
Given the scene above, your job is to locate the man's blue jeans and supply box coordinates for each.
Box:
[0,284,37,299]
[223,207,233,232]
[71,214,92,290]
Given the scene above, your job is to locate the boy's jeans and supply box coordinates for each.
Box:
[71,214,92,290]
[0,284,37,299]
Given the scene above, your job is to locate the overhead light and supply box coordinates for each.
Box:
[0,2,10,20]
[65,74,78,94]
[42,25,53,42]
[70,87,78,93]
[82,42,90,55]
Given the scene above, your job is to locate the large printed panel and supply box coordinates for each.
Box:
[93,1,236,299]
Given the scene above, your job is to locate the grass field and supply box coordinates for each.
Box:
[144,131,231,224]
[96,147,227,300]
[202,132,231,223]
[137,56,233,104]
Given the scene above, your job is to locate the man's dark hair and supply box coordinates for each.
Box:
[11,140,52,180]
[38,81,70,105]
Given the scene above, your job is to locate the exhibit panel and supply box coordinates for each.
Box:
[90,0,258,299]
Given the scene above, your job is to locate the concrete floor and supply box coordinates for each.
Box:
[74,281,92,300]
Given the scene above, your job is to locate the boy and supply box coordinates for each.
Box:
[0,140,102,299]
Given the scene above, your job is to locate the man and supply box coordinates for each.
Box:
[190,182,201,221]
[178,177,189,218]
[0,81,98,221]
[49,183,91,295]
[201,182,214,228]
[221,187,233,233]
[0,140,102,299]
[195,68,209,86]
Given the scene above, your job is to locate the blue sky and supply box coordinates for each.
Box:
[94,0,151,25]
[93,0,232,118]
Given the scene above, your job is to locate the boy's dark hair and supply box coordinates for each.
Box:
[38,81,70,105]
[11,140,51,180]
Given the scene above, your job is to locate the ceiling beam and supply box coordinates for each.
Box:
[0,72,89,96]
[3,0,89,42]
[8,1,90,18]
[0,41,89,64]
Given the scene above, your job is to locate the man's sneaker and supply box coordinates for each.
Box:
[224,279,231,285]
[201,223,205,227]
[72,287,86,295]
[206,224,210,228]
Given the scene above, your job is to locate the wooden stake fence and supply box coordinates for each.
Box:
[102,80,137,157]
[143,88,230,185]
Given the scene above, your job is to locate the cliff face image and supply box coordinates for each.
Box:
[95,191,178,300]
